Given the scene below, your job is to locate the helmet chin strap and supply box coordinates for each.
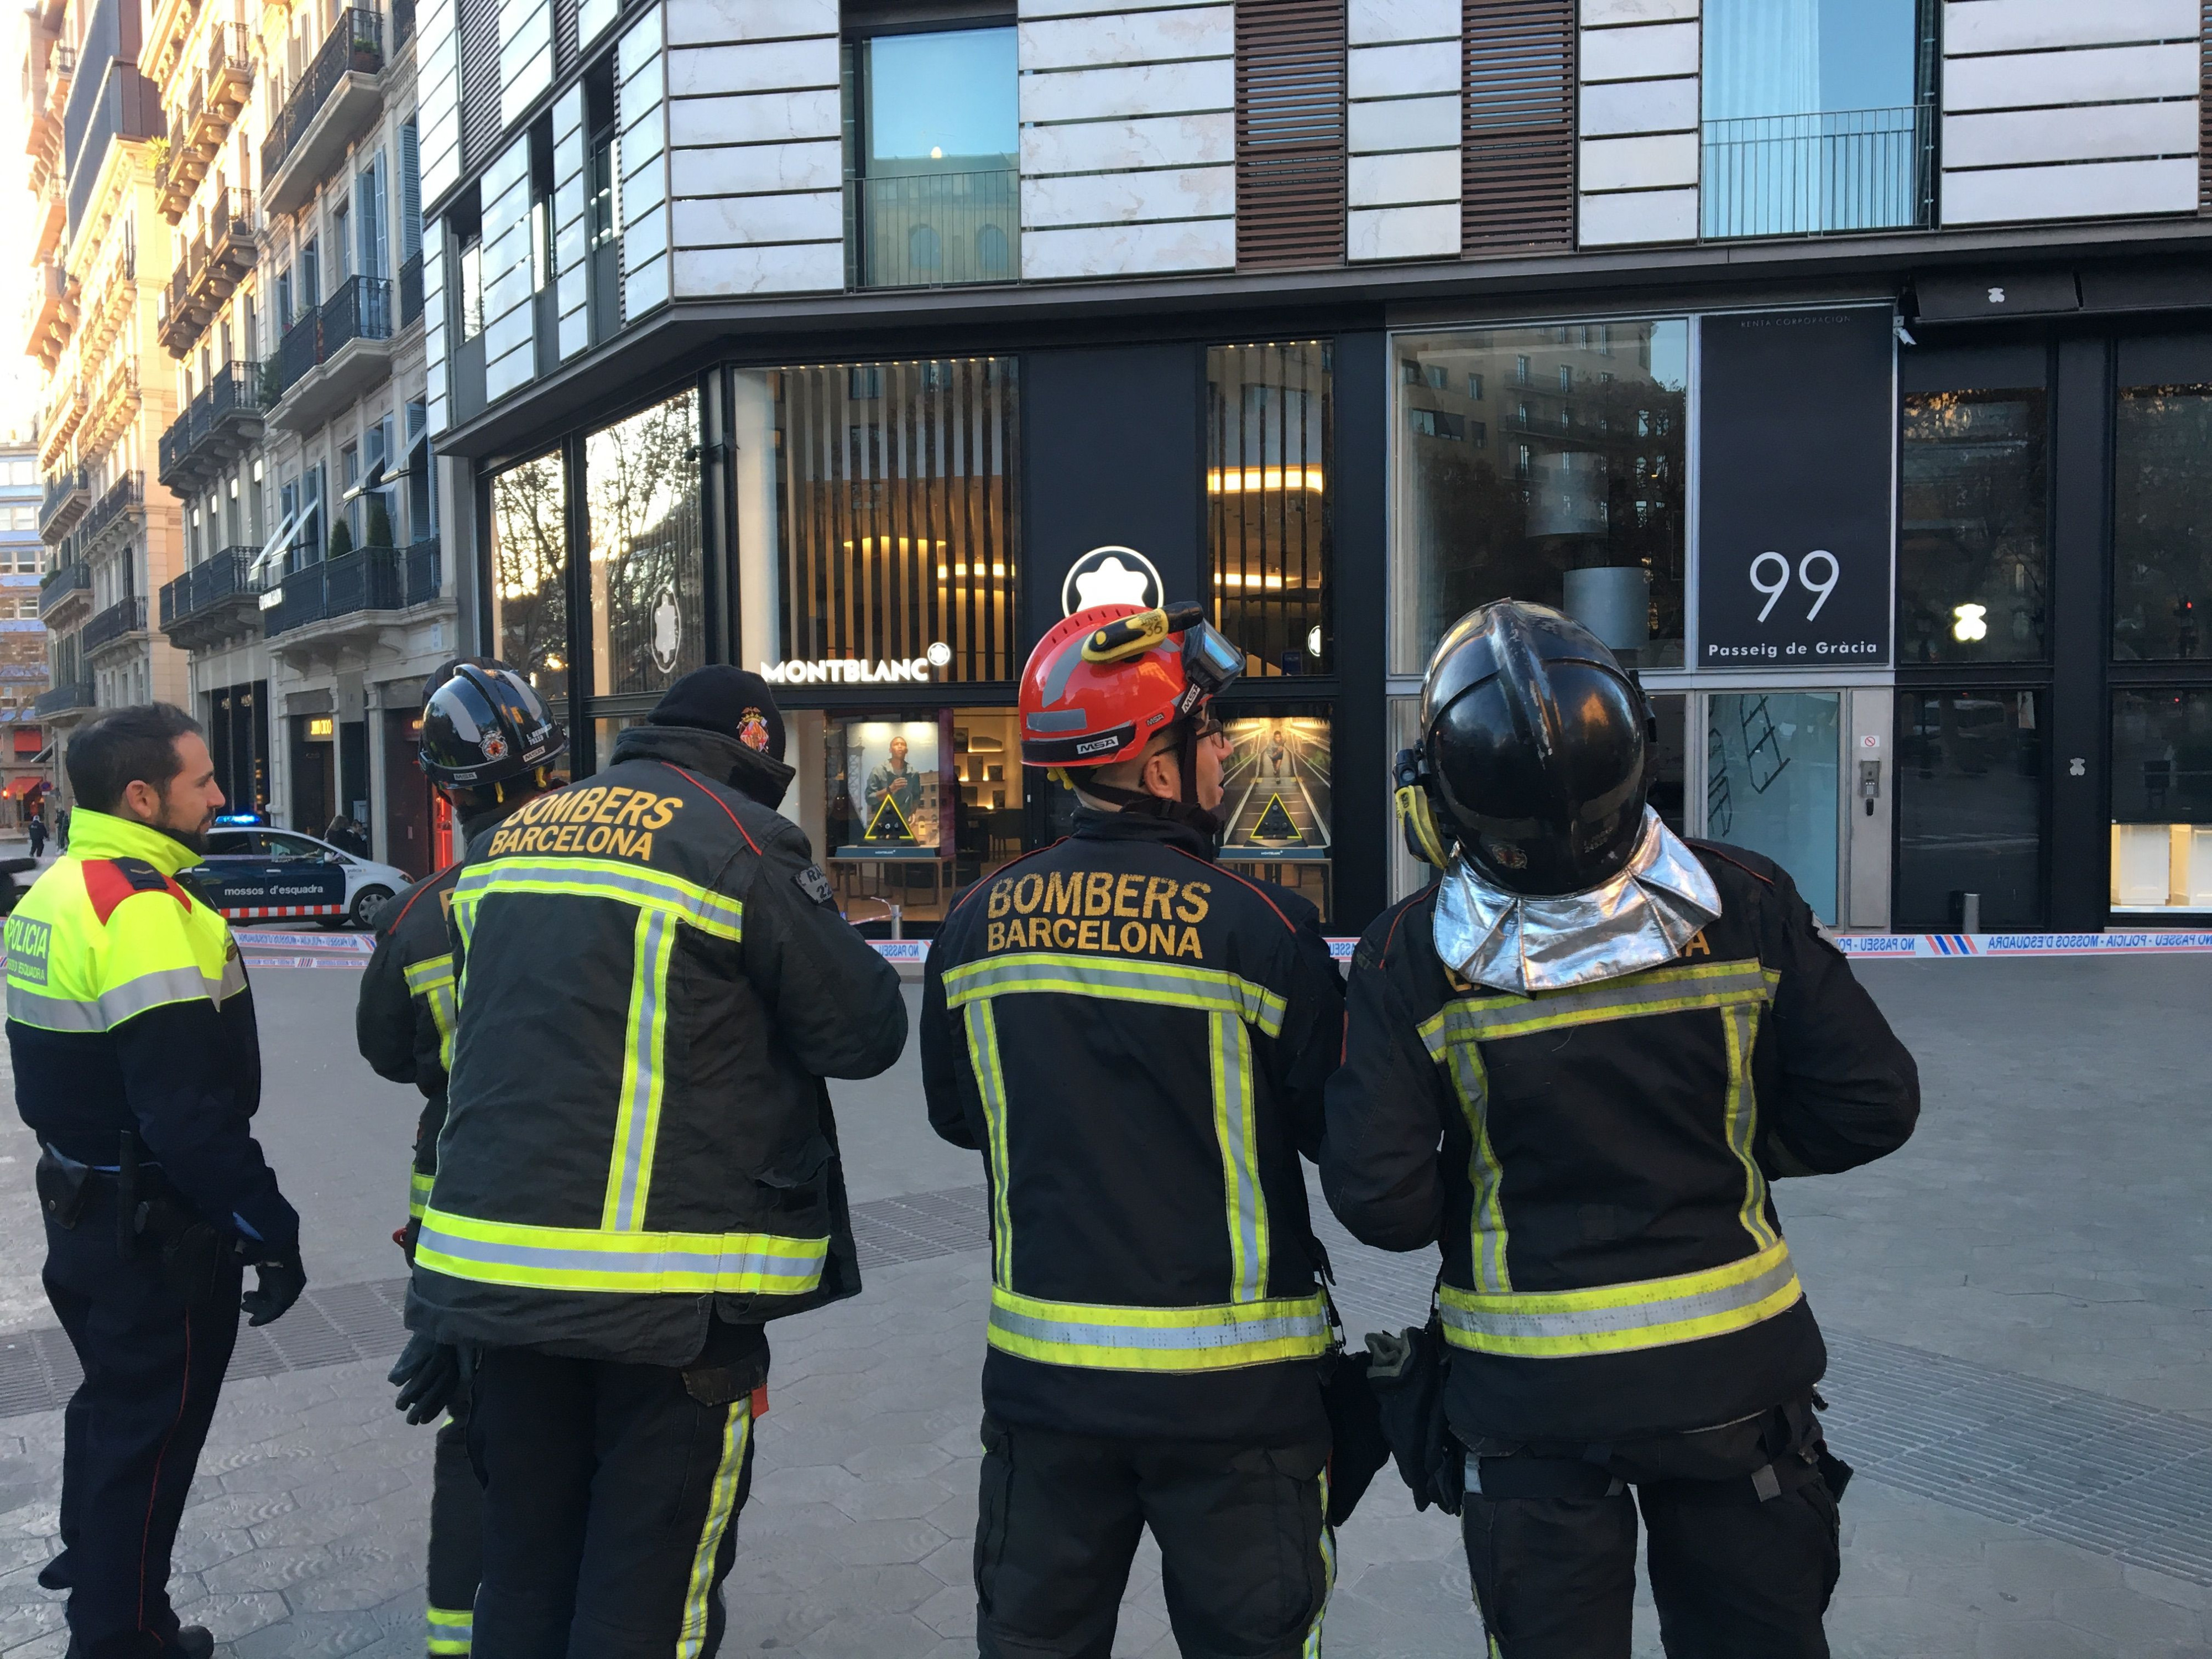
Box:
[1081,719,1223,838]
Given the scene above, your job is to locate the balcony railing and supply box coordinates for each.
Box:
[82,594,148,654]
[265,544,403,636]
[158,186,257,354]
[324,274,393,356]
[33,680,93,718]
[157,363,268,489]
[160,544,259,641]
[399,251,423,325]
[38,562,90,615]
[404,535,440,606]
[82,473,144,546]
[262,8,384,182]
[1700,105,1933,241]
[39,466,88,538]
[393,0,415,48]
[847,169,1019,290]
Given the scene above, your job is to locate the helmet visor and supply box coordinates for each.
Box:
[1181,619,1244,698]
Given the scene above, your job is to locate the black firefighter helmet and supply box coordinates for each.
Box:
[418,659,567,787]
[1400,600,1651,897]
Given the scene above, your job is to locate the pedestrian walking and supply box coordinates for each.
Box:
[360,660,566,1659]
[27,812,46,859]
[54,806,68,851]
[5,704,306,1659]
[1324,601,1921,1659]
[920,601,1348,1658]
[403,665,907,1659]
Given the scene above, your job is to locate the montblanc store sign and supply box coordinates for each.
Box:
[761,642,953,685]
[1697,307,1894,667]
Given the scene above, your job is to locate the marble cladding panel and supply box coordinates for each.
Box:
[670,190,843,247]
[1578,74,1697,135]
[624,205,670,268]
[672,241,844,295]
[1347,40,1460,100]
[1348,0,1459,44]
[1577,131,1698,191]
[1348,93,1460,153]
[1580,17,1697,80]
[624,247,671,317]
[1943,100,2198,168]
[1020,216,1235,279]
[1943,0,2197,55]
[666,36,837,98]
[1943,41,2198,109]
[1580,0,1697,22]
[1578,182,1697,243]
[664,0,837,45]
[1020,0,1212,18]
[577,0,615,50]
[484,334,533,404]
[666,86,842,147]
[1019,6,1232,72]
[1020,164,1235,228]
[1021,111,1233,174]
[619,6,665,85]
[1347,201,1458,259]
[1347,148,1459,207]
[1941,155,2197,221]
[1020,59,1234,125]
[670,139,842,198]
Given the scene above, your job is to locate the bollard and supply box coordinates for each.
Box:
[1960,891,1980,933]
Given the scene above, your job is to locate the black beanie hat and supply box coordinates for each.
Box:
[647,667,787,762]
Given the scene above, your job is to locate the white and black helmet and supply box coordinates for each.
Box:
[417,659,566,786]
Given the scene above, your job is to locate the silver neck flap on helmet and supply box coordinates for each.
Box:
[1433,808,1722,996]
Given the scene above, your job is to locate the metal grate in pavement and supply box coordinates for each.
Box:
[851,1184,990,1269]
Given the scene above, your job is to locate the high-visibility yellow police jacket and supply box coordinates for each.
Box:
[920,808,1348,1444]
[1322,841,1919,1446]
[405,723,909,1368]
[5,808,296,1247]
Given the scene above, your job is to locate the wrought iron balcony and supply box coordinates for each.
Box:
[38,562,89,618]
[404,535,440,606]
[38,466,87,540]
[399,251,423,326]
[156,364,268,492]
[33,679,93,718]
[160,545,260,650]
[156,186,257,356]
[82,594,148,656]
[262,8,384,214]
[846,169,1019,290]
[268,276,396,432]
[1700,105,1934,241]
[81,472,143,552]
[264,543,403,638]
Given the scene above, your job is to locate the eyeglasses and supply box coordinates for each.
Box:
[1192,716,1225,743]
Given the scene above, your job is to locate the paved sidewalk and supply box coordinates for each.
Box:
[0,957,2206,1656]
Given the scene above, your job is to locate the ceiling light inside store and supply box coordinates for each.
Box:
[1207,467,1324,494]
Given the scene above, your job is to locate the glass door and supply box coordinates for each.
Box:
[1700,690,1843,923]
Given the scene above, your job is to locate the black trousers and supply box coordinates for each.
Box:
[465,1347,755,1659]
[426,1392,484,1655]
[41,1192,241,1659]
[973,1415,1332,1659]
[1459,1404,1843,1659]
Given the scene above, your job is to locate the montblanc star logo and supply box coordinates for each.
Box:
[1061,546,1164,617]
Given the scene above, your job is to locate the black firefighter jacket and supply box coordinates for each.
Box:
[1322,841,1919,1447]
[405,724,909,1368]
[921,810,1346,1445]
[356,800,528,1234]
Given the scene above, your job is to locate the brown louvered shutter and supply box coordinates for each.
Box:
[2201,0,2212,211]
[1462,0,1574,253]
[458,0,503,173]
[1237,0,1348,269]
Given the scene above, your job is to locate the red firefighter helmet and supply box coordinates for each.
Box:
[1019,602,1245,769]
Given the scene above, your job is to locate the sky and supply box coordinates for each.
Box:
[2,3,39,447]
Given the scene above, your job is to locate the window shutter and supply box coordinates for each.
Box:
[2201,1,2211,212]
[1462,0,1574,253]
[401,120,422,259]
[1235,0,1347,270]
[460,0,503,171]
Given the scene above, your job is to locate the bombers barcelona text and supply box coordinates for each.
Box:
[482,785,686,860]
[983,871,1211,959]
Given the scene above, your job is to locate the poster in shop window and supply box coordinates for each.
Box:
[1697,307,1894,668]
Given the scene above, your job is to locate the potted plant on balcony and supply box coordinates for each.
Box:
[366,498,393,550]
[348,14,382,71]
[328,519,354,560]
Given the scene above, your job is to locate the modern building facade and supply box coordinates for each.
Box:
[0,446,53,814]
[24,0,456,872]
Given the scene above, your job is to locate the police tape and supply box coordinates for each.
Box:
[233,928,377,950]
[1834,931,2212,958]
[867,939,1363,964]
[225,905,348,921]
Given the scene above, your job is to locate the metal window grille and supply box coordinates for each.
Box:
[1235,0,1347,269]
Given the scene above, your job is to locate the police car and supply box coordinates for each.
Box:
[186,825,411,928]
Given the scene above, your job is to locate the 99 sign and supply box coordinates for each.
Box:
[1747,550,1840,624]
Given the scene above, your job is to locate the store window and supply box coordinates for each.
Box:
[585,389,705,699]
[489,450,570,723]
[1208,343,1331,676]
[733,358,1019,685]
[1898,389,2048,665]
[1394,321,1687,675]
[1705,691,1840,922]
[1217,710,1333,917]
[2111,690,2212,911]
[1895,690,2044,928]
[2114,385,2212,660]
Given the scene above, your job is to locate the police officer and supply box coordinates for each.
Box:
[357,660,566,1659]
[404,665,907,1659]
[920,602,1347,1659]
[6,704,305,1659]
[1323,601,1921,1658]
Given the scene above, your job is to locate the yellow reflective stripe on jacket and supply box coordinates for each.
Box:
[1440,1038,1510,1294]
[453,857,743,942]
[941,951,1287,1038]
[1439,1239,1803,1358]
[404,952,457,1071]
[6,962,230,1031]
[603,910,676,1232]
[425,1604,472,1655]
[1720,1000,1780,1251]
[1212,1010,1269,1303]
[963,1000,1016,1289]
[677,1394,752,1658]
[1418,959,1776,1050]
[988,1286,1331,1373]
[409,1167,435,1221]
[415,1206,827,1295]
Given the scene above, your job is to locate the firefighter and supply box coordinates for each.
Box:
[1323,601,1921,1658]
[403,665,907,1659]
[358,659,566,1659]
[920,601,1347,1659]
[7,703,305,1659]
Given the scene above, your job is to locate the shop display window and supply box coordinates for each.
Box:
[1898,389,2048,665]
[1217,711,1333,920]
[2114,386,2212,661]
[1392,321,1687,676]
[489,450,570,723]
[732,358,1019,686]
[1704,691,1840,922]
[2110,690,2212,911]
[1208,343,1331,677]
[1894,690,2044,928]
[586,389,705,698]
[1648,693,1688,841]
